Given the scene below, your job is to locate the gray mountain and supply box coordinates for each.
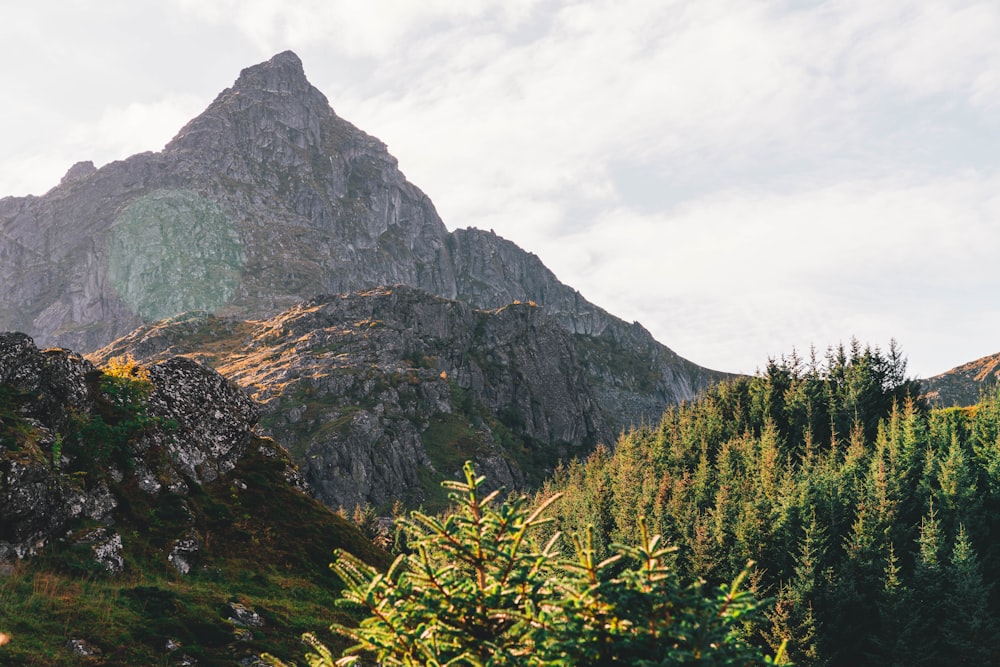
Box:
[87,286,613,510]
[0,51,726,431]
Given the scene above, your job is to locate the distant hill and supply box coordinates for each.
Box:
[922,351,1000,407]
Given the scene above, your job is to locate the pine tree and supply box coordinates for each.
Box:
[941,524,997,664]
[868,542,923,666]
[764,514,827,666]
[906,503,946,665]
[264,463,778,666]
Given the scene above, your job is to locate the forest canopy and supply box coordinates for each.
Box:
[537,340,1000,665]
[275,340,1000,666]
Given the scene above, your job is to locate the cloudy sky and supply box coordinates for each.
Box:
[2,0,999,378]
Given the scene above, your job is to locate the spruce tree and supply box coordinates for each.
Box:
[941,524,997,664]
[264,463,778,666]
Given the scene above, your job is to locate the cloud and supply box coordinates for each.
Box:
[0,94,206,197]
[831,1,1000,106]
[5,0,1000,378]
[70,95,208,159]
[172,0,540,58]
[293,0,1000,378]
[321,0,999,240]
[539,172,1000,377]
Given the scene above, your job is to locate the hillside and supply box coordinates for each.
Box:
[86,285,717,511]
[0,332,385,665]
[533,344,1000,666]
[922,351,1000,407]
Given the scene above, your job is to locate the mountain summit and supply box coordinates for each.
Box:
[0,51,727,429]
[166,50,339,167]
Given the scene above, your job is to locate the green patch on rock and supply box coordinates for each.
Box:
[108,189,244,322]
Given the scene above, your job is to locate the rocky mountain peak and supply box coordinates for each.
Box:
[235,50,310,94]
[0,51,727,433]
[59,160,97,186]
[165,49,332,159]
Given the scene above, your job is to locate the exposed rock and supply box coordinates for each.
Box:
[0,333,257,564]
[168,528,202,575]
[0,50,727,427]
[0,334,118,559]
[74,527,125,574]
[143,356,259,485]
[66,638,101,656]
[60,160,97,186]
[922,351,1000,407]
[226,601,264,628]
[232,627,254,642]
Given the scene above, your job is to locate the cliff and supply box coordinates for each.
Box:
[89,286,620,511]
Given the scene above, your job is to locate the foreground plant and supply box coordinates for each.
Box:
[265,462,780,666]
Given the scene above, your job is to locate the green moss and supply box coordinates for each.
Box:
[0,385,40,454]
[421,413,482,475]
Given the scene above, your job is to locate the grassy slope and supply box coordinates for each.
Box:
[0,436,388,666]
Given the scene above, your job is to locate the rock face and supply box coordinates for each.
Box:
[922,352,1000,407]
[89,286,617,510]
[0,332,259,563]
[0,50,726,420]
[0,332,115,560]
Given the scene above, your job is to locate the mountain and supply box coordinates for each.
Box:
[0,332,386,664]
[87,285,710,511]
[0,51,726,425]
[1,51,732,518]
[922,351,1000,407]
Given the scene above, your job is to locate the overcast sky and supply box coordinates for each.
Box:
[2,0,999,378]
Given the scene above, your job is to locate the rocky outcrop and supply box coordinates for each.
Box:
[0,50,727,419]
[0,333,114,559]
[90,286,614,510]
[1,331,396,664]
[144,356,259,485]
[0,332,260,565]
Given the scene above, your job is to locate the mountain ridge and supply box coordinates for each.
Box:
[85,285,669,511]
[0,50,729,428]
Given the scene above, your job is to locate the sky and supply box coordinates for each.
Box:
[2,0,1000,379]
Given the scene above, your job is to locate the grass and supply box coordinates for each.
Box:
[0,438,389,666]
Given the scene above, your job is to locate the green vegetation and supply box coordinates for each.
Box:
[265,461,778,666]
[535,340,1000,666]
[0,441,387,665]
[0,384,40,453]
[12,337,1000,665]
[66,358,162,474]
[0,360,387,666]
